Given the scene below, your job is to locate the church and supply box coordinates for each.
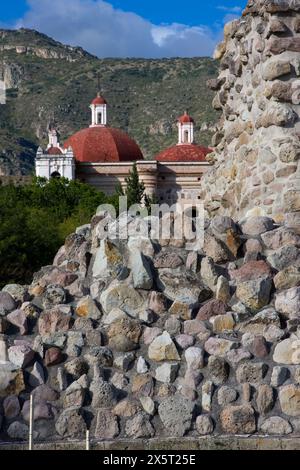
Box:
[35,92,212,205]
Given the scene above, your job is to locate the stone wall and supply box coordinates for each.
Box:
[0,212,300,442]
[202,0,300,224]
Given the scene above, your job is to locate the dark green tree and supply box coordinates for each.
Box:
[124,162,145,208]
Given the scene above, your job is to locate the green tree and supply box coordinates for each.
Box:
[124,162,145,208]
[0,178,119,287]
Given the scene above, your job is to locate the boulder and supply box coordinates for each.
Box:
[148,332,180,362]
[6,310,28,335]
[236,278,272,311]
[75,296,102,320]
[196,415,214,435]
[261,417,292,435]
[275,287,300,319]
[279,385,300,416]
[55,407,86,438]
[38,308,72,337]
[95,409,119,438]
[158,395,195,437]
[155,363,179,383]
[107,317,142,352]
[220,405,256,434]
[125,412,155,439]
[0,291,17,316]
[8,343,35,368]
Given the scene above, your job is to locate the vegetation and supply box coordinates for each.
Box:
[0,28,220,175]
[124,162,145,208]
[0,177,117,287]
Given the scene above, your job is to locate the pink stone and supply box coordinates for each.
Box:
[197,299,227,321]
[44,347,64,367]
[6,309,28,335]
[175,334,195,350]
[230,260,273,283]
[142,327,162,345]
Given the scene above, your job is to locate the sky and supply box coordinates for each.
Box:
[0,0,247,58]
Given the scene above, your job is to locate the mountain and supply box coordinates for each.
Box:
[0,28,220,176]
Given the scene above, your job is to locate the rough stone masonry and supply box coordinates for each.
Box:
[0,210,300,442]
[203,0,300,225]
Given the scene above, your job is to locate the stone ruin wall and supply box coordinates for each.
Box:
[202,0,300,225]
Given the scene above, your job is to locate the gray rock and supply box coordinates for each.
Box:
[130,249,153,290]
[165,317,181,336]
[114,353,135,372]
[136,356,149,374]
[275,287,300,319]
[261,417,292,435]
[66,331,85,357]
[125,412,155,439]
[42,285,67,309]
[207,356,229,384]
[267,245,300,271]
[29,361,45,387]
[241,217,274,236]
[217,386,238,406]
[236,362,268,384]
[22,400,54,422]
[90,378,117,408]
[196,415,214,435]
[95,409,119,438]
[256,384,274,415]
[55,407,86,438]
[8,343,34,368]
[7,421,29,440]
[236,278,272,312]
[158,395,195,437]
[0,291,17,316]
[63,381,86,408]
[185,347,204,370]
[3,284,29,304]
[3,395,20,419]
[271,366,289,387]
[155,363,179,383]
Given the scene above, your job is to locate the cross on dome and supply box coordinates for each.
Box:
[177,111,194,145]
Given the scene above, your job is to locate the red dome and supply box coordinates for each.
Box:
[46,147,63,155]
[64,126,143,163]
[91,95,107,105]
[155,144,211,162]
[178,112,194,124]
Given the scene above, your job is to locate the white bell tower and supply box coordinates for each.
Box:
[90,92,107,127]
[177,111,194,145]
[35,126,75,180]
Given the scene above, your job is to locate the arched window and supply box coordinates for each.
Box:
[51,171,61,179]
[97,112,102,124]
[184,130,189,143]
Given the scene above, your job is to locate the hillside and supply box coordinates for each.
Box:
[0,28,219,175]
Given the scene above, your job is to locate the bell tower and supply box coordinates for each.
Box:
[177,111,195,145]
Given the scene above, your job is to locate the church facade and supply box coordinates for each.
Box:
[35,93,212,205]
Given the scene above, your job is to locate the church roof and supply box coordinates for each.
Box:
[178,111,194,124]
[155,144,211,163]
[63,126,143,163]
[91,95,107,105]
[46,147,63,155]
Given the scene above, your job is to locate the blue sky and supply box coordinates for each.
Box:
[0,0,247,57]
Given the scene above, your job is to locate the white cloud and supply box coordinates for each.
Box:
[8,0,230,58]
[217,5,243,13]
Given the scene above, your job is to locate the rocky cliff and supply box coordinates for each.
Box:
[202,0,300,224]
[0,212,300,442]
